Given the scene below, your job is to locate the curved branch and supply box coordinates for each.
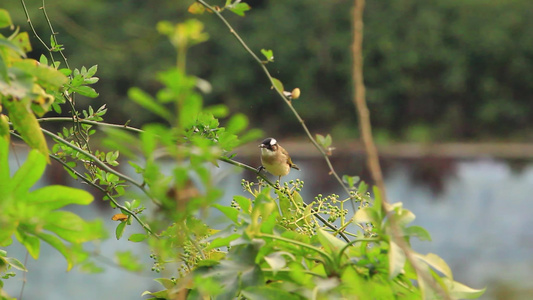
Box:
[38,117,144,134]
[196,0,355,211]
[40,128,147,192]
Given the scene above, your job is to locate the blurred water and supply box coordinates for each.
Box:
[4,155,533,299]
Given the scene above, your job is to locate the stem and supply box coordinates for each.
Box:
[37,117,144,134]
[350,1,449,298]
[40,128,147,192]
[259,233,333,264]
[19,0,50,51]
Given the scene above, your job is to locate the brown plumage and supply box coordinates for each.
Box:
[259,138,299,181]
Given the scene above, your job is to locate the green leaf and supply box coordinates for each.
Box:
[0,52,8,82]
[342,175,360,188]
[208,233,240,249]
[263,251,293,274]
[43,211,105,243]
[213,204,239,223]
[5,257,27,272]
[128,233,147,242]
[228,2,251,16]
[12,32,31,53]
[154,278,176,289]
[260,49,274,62]
[27,185,94,210]
[0,115,10,186]
[35,231,73,271]
[79,261,104,274]
[86,65,98,77]
[0,9,13,29]
[415,253,453,279]
[404,225,431,241]
[241,286,299,300]
[443,278,486,299]
[271,77,284,94]
[128,87,171,121]
[70,85,98,98]
[316,133,332,149]
[12,59,68,88]
[2,100,49,161]
[15,229,40,259]
[179,93,202,129]
[316,227,346,256]
[10,150,46,196]
[226,113,248,134]
[233,195,251,213]
[372,185,383,218]
[39,54,48,66]
[188,2,206,15]
[353,207,379,224]
[115,221,126,240]
[388,241,405,278]
[203,104,228,118]
[115,250,143,272]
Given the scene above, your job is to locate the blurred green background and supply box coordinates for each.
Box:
[4,0,533,142]
[3,1,533,299]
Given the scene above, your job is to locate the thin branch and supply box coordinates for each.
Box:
[196,0,356,211]
[40,0,70,70]
[19,0,50,51]
[350,1,450,298]
[37,117,144,134]
[39,128,147,192]
[49,153,156,237]
[351,0,386,202]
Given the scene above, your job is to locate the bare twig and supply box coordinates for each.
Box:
[38,117,144,134]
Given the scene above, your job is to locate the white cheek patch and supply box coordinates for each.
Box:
[270,138,277,146]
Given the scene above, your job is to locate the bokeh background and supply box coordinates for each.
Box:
[3,0,533,299]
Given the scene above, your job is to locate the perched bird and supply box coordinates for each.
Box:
[258,138,300,182]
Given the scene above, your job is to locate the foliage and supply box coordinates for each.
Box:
[0,2,486,300]
[4,0,532,141]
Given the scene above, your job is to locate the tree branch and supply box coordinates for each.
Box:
[196,0,356,211]
[351,1,450,298]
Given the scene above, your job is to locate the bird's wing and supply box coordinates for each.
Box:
[281,147,300,170]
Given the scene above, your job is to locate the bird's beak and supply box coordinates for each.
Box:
[258,144,265,148]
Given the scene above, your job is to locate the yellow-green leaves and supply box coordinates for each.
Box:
[225,0,251,17]
[128,87,172,122]
[261,49,274,63]
[0,9,13,29]
[2,98,50,162]
[157,19,209,50]
[0,10,69,158]
[271,77,284,94]
[0,149,105,270]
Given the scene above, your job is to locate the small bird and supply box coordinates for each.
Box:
[258,137,300,182]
